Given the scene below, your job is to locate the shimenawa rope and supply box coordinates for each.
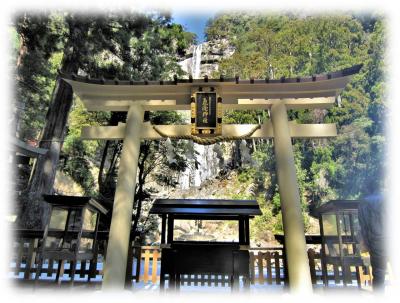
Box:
[153,124,261,145]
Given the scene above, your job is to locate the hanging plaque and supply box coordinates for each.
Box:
[196,92,216,128]
[191,87,222,136]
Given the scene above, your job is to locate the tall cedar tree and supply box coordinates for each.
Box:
[16,12,191,228]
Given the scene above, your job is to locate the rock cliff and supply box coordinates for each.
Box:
[178,39,235,78]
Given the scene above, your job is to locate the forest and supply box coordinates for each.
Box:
[11,11,386,245]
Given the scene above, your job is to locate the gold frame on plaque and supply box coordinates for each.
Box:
[190,86,222,136]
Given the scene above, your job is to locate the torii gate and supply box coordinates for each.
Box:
[61,64,361,292]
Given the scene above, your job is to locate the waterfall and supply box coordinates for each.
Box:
[192,44,203,79]
[193,144,220,187]
[178,43,220,191]
[180,169,191,190]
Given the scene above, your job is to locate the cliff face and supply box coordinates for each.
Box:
[178,39,235,78]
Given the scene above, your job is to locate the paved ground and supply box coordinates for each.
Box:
[9,277,373,296]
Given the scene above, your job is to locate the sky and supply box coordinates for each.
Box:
[172,12,213,43]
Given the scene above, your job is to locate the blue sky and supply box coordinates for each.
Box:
[172,13,214,43]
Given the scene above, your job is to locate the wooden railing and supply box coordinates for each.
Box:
[249,247,286,285]
[249,246,373,288]
[10,230,373,288]
[129,246,161,284]
[10,230,110,280]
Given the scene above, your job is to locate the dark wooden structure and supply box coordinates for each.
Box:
[12,138,48,213]
[149,199,261,291]
[313,200,364,286]
[12,137,48,161]
[35,195,108,285]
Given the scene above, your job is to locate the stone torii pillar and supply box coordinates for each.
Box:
[270,100,312,293]
[102,104,143,289]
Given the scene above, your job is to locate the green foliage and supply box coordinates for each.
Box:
[14,11,193,141]
[9,27,20,66]
[250,195,284,239]
[64,97,110,156]
[210,14,369,79]
[205,13,386,243]
[61,97,111,193]
[14,11,194,193]
[13,13,69,139]
[205,13,254,41]
[329,117,386,198]
[149,110,186,125]
[273,212,284,234]
[251,202,275,239]
[251,142,276,198]
[237,168,255,183]
[223,109,266,126]
[271,192,281,215]
[62,138,95,194]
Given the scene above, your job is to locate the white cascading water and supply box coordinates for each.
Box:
[178,44,220,190]
[192,44,203,79]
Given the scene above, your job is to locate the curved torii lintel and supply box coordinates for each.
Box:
[61,64,361,111]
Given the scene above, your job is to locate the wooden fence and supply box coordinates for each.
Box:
[249,247,373,287]
[10,230,110,280]
[130,246,161,284]
[10,230,373,288]
[249,248,286,285]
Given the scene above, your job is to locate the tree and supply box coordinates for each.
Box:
[204,13,386,236]
[15,11,193,228]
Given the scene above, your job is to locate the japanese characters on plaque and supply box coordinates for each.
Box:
[191,87,222,136]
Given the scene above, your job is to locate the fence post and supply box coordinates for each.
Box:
[143,249,150,283]
[47,259,54,277]
[274,252,281,284]
[333,263,340,284]
[102,239,108,276]
[56,261,66,285]
[257,251,264,284]
[14,240,24,276]
[320,248,328,286]
[125,239,133,288]
[152,249,159,284]
[249,252,255,285]
[24,238,38,280]
[88,242,99,281]
[135,246,142,283]
[308,249,317,285]
[266,252,272,284]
